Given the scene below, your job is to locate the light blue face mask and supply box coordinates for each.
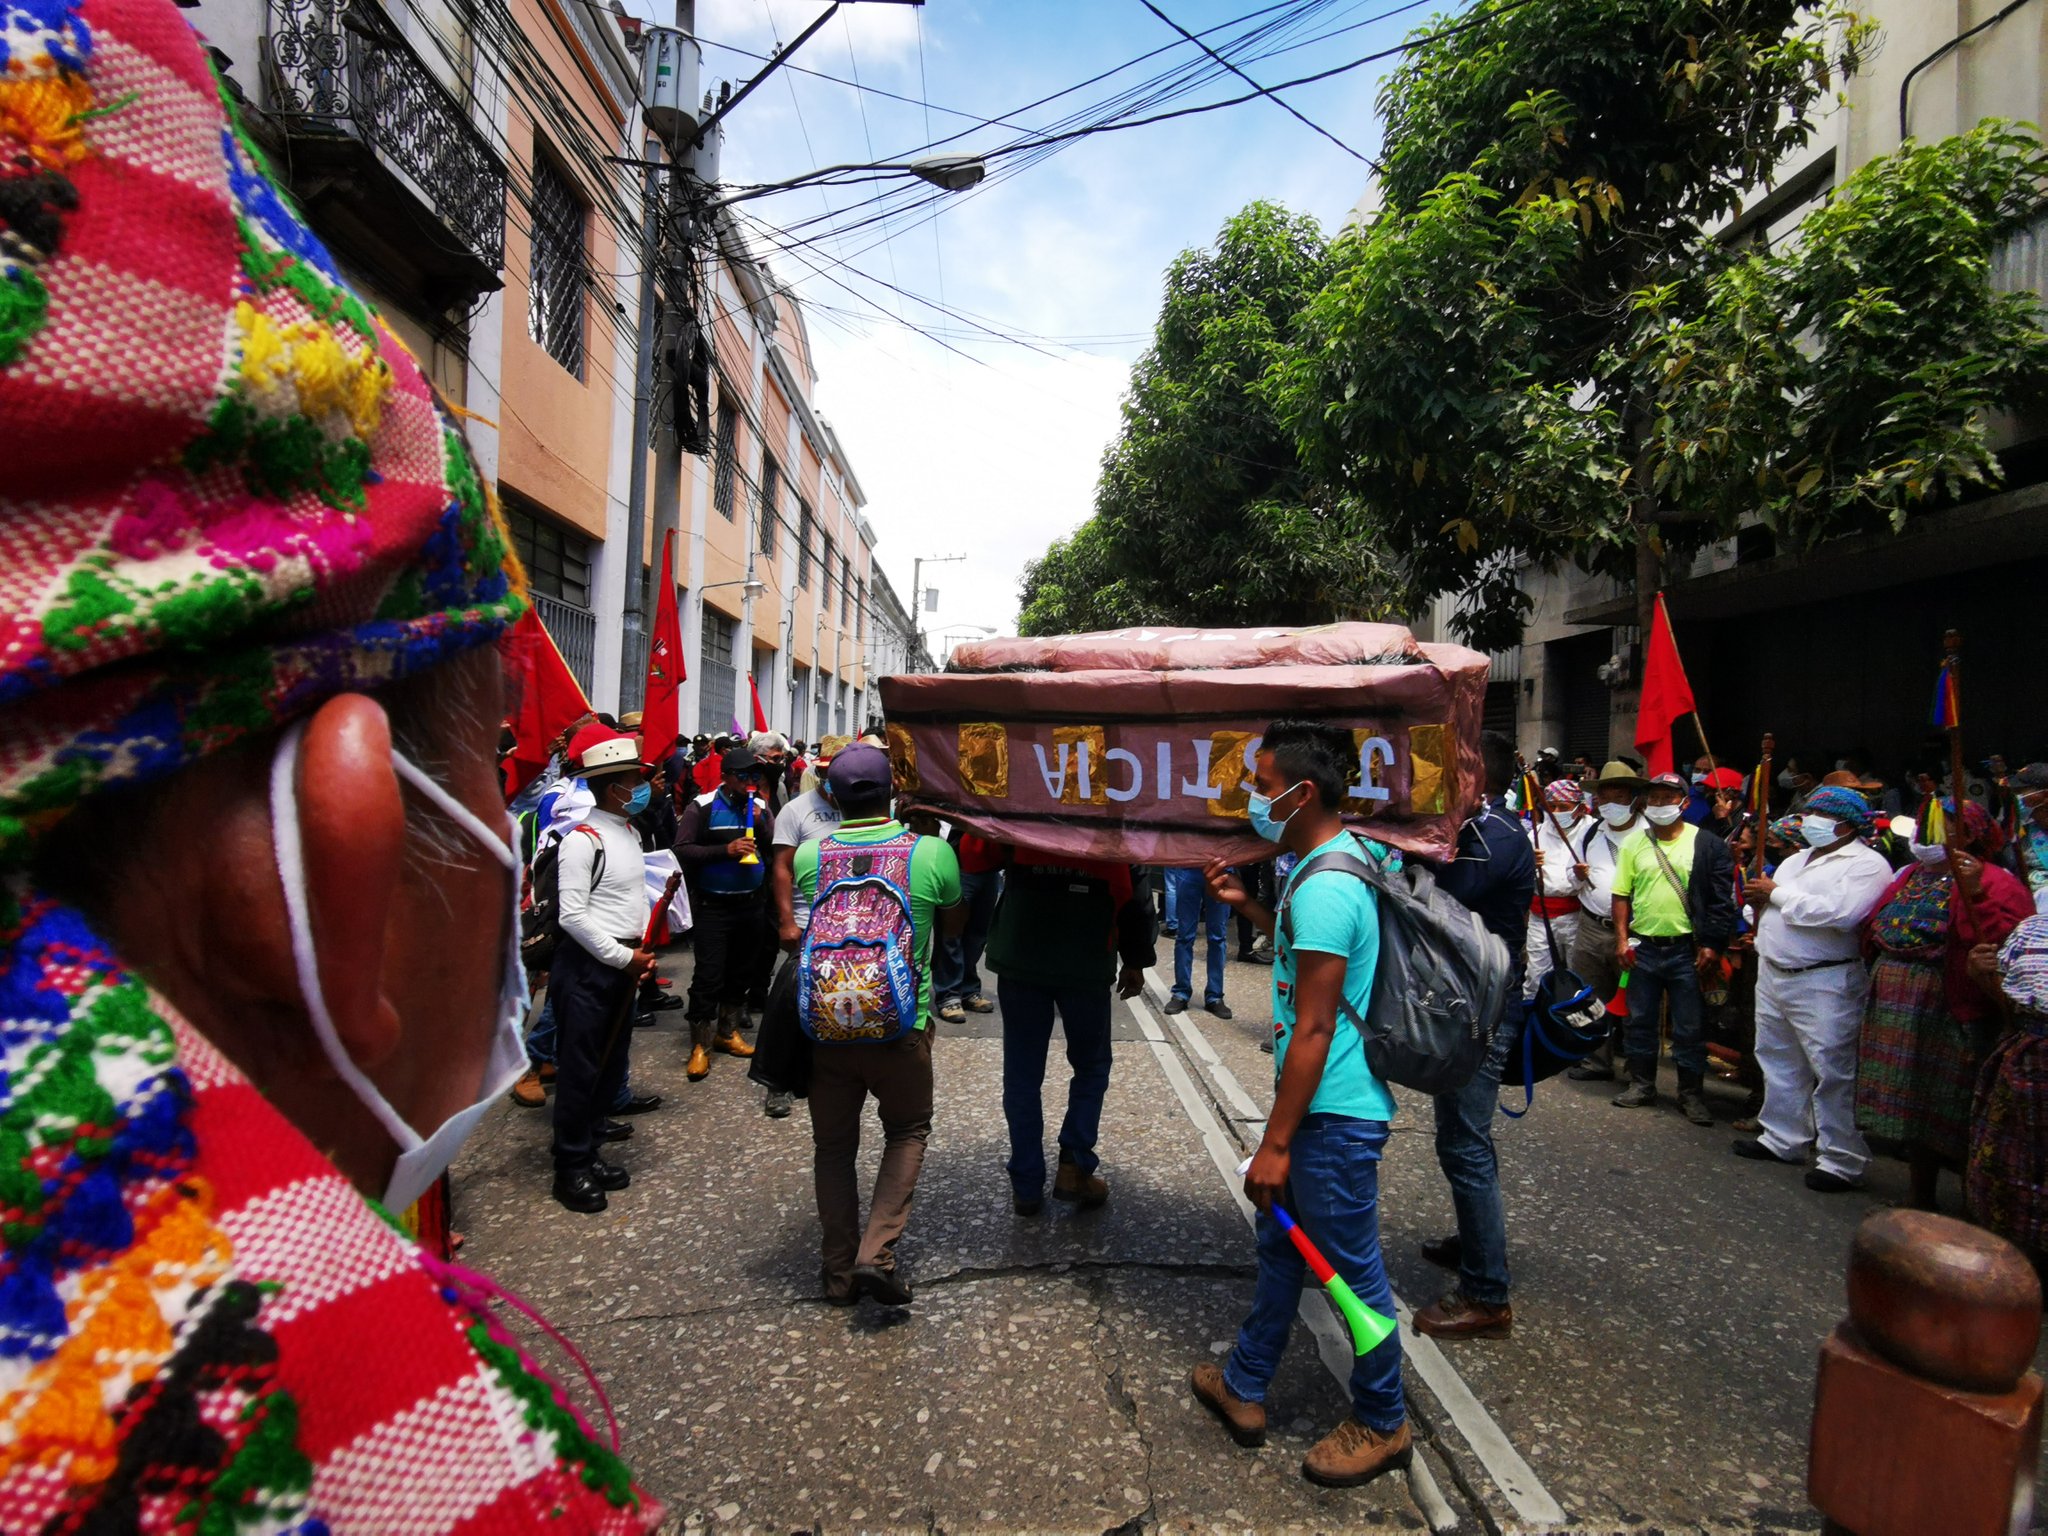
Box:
[623,781,652,816]
[1247,781,1309,843]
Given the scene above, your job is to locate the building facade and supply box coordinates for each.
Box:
[1421,1,2048,776]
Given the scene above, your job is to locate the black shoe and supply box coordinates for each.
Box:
[1258,1038,1274,1055]
[1567,1059,1614,1081]
[1731,1138,1800,1165]
[1421,1233,1462,1271]
[1677,1090,1715,1127]
[589,1157,630,1191]
[596,1119,633,1143]
[1611,1081,1657,1108]
[1805,1169,1864,1194]
[643,992,685,1013]
[1014,1191,1044,1216]
[1206,1000,1234,1020]
[633,1012,658,1029]
[551,1171,608,1213]
[1163,996,1189,1015]
[614,1093,662,1115]
[852,1264,913,1306]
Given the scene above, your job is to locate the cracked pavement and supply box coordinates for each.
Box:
[451,943,2048,1535]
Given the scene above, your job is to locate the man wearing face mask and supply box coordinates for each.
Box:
[1734,787,1893,1191]
[1565,761,1652,1082]
[1610,773,1738,1123]
[0,6,663,1517]
[548,727,659,1213]
[676,745,770,1078]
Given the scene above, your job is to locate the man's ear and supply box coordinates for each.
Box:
[294,694,408,1072]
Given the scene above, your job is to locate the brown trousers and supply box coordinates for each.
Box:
[809,1027,933,1299]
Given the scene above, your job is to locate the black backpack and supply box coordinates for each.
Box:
[520,824,605,972]
[1276,842,1512,1095]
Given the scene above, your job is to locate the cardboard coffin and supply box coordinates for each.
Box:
[877,623,1489,866]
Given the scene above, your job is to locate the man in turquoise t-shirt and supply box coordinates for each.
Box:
[1190,720,1410,1490]
[793,745,962,1308]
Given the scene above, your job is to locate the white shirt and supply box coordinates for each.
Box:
[1755,839,1894,968]
[1577,818,1639,918]
[555,807,650,970]
[1530,816,1589,900]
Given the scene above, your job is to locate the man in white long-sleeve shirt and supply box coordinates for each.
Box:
[1735,786,1893,1192]
[550,726,657,1214]
[1525,778,1589,1001]
[1566,761,1650,1081]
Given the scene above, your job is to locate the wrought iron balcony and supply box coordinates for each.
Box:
[263,0,506,302]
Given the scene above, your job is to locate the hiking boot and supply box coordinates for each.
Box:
[1611,1080,1657,1109]
[510,1068,547,1108]
[686,1044,712,1080]
[963,994,996,1014]
[1189,1363,1266,1448]
[1676,1074,1714,1126]
[1413,1291,1513,1340]
[937,999,967,1024]
[715,1031,755,1058]
[1302,1417,1412,1488]
[1053,1152,1108,1208]
[764,1090,794,1119]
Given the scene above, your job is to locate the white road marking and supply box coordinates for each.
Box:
[1124,990,1564,1531]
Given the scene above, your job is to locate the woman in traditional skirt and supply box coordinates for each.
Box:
[1967,916,2048,1274]
[1857,801,2033,1210]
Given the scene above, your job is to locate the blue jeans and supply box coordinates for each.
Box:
[1625,938,1706,1082]
[1431,1010,1515,1306]
[997,977,1113,1197]
[1166,867,1226,1006]
[527,990,637,1112]
[934,867,1002,1003]
[1224,1115,1404,1432]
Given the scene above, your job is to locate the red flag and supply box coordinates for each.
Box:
[501,606,593,797]
[1633,592,1697,778]
[748,671,769,734]
[641,531,685,767]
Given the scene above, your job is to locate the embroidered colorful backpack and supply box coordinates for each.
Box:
[799,831,922,1043]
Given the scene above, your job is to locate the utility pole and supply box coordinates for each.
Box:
[911,552,964,670]
[616,135,661,705]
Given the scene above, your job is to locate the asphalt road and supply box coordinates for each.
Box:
[452,936,2046,1536]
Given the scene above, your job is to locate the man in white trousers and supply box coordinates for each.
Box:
[1525,778,1589,1000]
[1733,785,1893,1193]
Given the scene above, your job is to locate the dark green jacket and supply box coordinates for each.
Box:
[985,858,1157,990]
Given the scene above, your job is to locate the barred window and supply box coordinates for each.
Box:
[759,457,779,556]
[527,153,587,378]
[855,580,866,636]
[797,502,814,589]
[504,499,591,608]
[840,557,852,623]
[713,403,738,520]
[820,533,836,609]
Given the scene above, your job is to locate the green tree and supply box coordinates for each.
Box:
[1017,202,1408,637]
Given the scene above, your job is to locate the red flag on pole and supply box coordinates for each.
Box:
[1633,592,1697,779]
[500,606,593,797]
[748,672,770,734]
[641,531,685,767]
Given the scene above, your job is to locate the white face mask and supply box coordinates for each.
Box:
[1598,802,1636,829]
[1644,804,1684,827]
[1801,815,1848,848]
[1909,839,1949,867]
[270,721,530,1212]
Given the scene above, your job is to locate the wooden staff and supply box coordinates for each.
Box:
[1942,629,1966,853]
[595,869,684,1087]
[1692,711,1720,780]
[1518,754,1587,890]
[1750,730,1775,879]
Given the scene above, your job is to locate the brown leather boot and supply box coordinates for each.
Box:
[1189,1363,1265,1448]
[1412,1290,1513,1340]
[1302,1417,1411,1487]
[1053,1151,1107,1208]
[509,1068,546,1108]
[715,1031,755,1058]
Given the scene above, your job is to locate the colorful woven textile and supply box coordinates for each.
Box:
[0,0,663,1527]
[0,0,521,860]
[1967,1016,2048,1264]
[1868,866,1950,957]
[1855,952,1992,1162]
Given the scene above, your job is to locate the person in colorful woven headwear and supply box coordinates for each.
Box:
[1855,801,2033,1213]
[1523,775,1588,1004]
[1734,787,1894,1193]
[2009,762,2048,915]
[0,0,661,1525]
[1965,915,2048,1276]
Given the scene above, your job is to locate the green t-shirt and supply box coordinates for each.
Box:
[794,819,962,1030]
[1613,824,1697,937]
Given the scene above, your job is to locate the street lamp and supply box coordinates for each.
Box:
[701,576,767,598]
[697,153,988,212]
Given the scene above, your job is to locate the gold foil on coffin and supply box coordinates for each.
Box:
[887,724,920,792]
[957,723,1009,798]
[1408,723,1452,815]
[1208,730,1258,818]
[1051,725,1109,806]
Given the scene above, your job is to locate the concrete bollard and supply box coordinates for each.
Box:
[1809,1209,2042,1536]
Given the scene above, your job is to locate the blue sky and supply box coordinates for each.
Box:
[643,0,1442,640]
